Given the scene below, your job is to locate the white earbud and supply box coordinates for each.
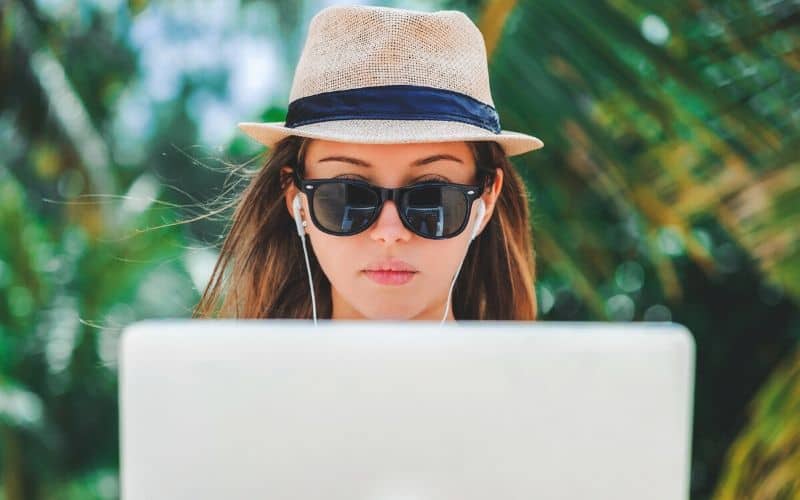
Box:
[292,194,305,237]
[470,199,486,241]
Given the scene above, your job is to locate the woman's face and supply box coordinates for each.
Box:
[284,139,503,320]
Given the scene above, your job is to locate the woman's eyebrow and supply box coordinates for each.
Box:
[316,154,464,167]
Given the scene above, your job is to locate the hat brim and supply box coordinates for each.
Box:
[237,119,543,157]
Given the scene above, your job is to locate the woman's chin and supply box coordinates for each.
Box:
[359,303,428,321]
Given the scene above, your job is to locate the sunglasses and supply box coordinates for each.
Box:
[293,171,486,239]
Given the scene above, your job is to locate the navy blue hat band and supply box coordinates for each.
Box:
[284,85,501,134]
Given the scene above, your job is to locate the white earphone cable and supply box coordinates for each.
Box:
[440,252,466,325]
[299,232,318,326]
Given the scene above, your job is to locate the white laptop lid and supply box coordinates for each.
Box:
[119,320,695,500]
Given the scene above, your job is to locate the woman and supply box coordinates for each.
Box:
[194,4,544,322]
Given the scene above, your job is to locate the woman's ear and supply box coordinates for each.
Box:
[282,166,299,218]
[478,167,503,233]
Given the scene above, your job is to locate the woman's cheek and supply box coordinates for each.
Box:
[308,233,367,290]
[415,239,463,290]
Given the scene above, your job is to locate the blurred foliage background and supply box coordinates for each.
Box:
[0,0,798,498]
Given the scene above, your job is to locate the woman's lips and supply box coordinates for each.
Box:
[363,269,417,285]
[363,258,418,285]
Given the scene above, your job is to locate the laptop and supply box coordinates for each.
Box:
[118,320,695,500]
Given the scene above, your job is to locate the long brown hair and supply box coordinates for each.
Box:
[193,135,538,320]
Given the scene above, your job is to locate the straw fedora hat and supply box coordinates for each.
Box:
[238,4,544,157]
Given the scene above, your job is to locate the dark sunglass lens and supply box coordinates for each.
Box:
[312,182,378,233]
[402,185,468,238]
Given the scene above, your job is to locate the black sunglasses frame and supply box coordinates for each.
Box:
[292,171,486,240]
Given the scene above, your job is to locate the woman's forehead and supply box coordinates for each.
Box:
[304,139,474,168]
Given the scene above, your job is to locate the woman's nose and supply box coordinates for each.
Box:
[368,200,413,243]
